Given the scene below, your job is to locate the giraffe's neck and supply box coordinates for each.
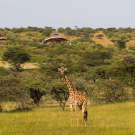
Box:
[64,75,77,95]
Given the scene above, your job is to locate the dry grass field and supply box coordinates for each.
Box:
[0,61,39,69]
[92,32,114,47]
[0,102,135,135]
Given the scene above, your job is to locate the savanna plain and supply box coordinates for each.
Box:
[0,102,135,135]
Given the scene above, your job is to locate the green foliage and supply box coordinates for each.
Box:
[81,46,113,67]
[0,75,28,102]
[2,46,30,71]
[0,67,9,76]
[92,80,128,103]
[42,27,55,36]
[1,27,135,106]
[0,74,32,111]
[50,80,68,110]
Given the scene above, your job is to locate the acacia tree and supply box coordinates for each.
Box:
[51,87,68,110]
[50,81,68,111]
[0,75,32,111]
[2,47,30,71]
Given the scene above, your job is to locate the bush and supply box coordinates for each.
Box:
[2,46,30,71]
[0,75,32,111]
[50,80,68,110]
[89,80,128,104]
[0,101,32,112]
[1,102,19,112]
[0,67,9,76]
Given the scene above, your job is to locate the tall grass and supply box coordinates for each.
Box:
[0,102,135,135]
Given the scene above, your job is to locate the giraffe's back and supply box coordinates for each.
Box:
[69,91,87,106]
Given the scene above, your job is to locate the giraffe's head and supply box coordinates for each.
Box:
[58,66,67,75]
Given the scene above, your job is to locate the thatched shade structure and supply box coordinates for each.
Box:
[43,33,68,44]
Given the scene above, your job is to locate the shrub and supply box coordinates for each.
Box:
[0,67,9,76]
[0,75,32,111]
[90,80,128,104]
[2,46,30,71]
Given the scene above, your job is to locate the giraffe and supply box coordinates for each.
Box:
[58,66,88,122]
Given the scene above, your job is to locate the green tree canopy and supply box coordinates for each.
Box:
[2,46,30,71]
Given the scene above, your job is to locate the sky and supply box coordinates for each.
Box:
[0,0,135,28]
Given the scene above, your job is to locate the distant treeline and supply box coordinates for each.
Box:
[1,26,135,36]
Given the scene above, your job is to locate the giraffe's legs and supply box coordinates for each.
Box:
[78,104,82,110]
[69,104,80,127]
[74,102,77,112]
[82,102,87,113]
[69,104,74,112]
[69,104,75,127]
[70,102,77,112]
[82,102,88,123]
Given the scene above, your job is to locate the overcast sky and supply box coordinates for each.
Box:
[0,0,135,28]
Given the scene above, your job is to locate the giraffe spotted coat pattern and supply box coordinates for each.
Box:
[58,67,88,121]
